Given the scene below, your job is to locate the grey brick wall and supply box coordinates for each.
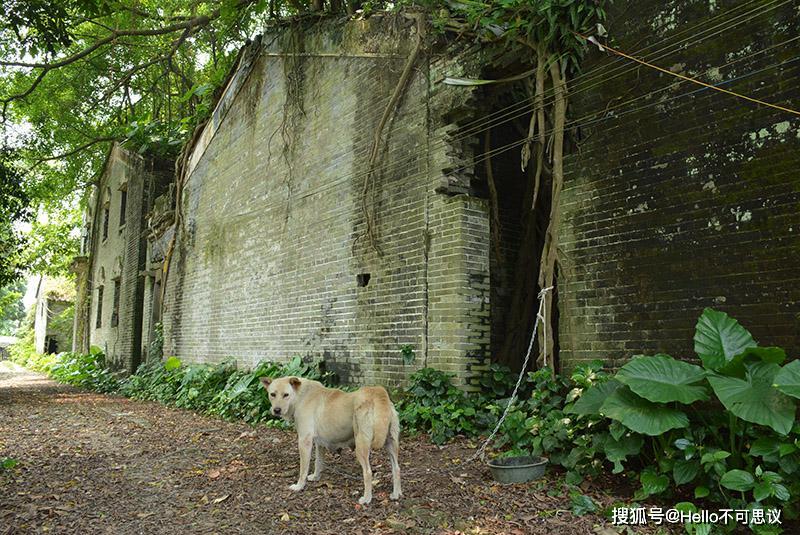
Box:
[558,0,800,369]
[161,17,493,387]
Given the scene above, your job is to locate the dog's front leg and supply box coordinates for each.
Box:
[290,435,313,492]
[307,442,324,481]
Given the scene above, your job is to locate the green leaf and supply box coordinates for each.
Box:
[720,469,755,491]
[565,471,583,486]
[569,379,621,415]
[604,434,643,474]
[735,346,786,365]
[1,457,18,470]
[400,345,416,366]
[640,468,669,497]
[609,420,626,441]
[772,483,790,501]
[694,308,756,370]
[164,356,182,371]
[675,501,698,513]
[708,362,796,435]
[750,437,781,458]
[673,459,700,485]
[569,492,597,515]
[754,481,771,501]
[599,387,689,436]
[616,354,709,404]
[694,486,710,498]
[774,360,800,399]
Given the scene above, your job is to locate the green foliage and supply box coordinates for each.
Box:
[147,322,164,361]
[0,279,25,335]
[8,307,41,368]
[0,150,32,285]
[569,491,597,516]
[477,361,521,398]
[120,355,333,425]
[396,360,613,482]
[492,363,612,480]
[396,367,490,444]
[17,207,81,279]
[774,360,800,400]
[400,344,415,365]
[1,457,19,471]
[49,346,120,393]
[48,303,74,346]
[407,0,608,72]
[577,308,800,518]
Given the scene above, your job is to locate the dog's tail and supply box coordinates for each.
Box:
[369,389,396,450]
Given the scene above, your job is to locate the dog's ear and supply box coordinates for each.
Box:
[259,376,272,389]
[289,377,301,391]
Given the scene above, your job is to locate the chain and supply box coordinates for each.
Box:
[463,286,552,465]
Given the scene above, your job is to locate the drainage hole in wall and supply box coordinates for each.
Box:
[357,273,371,287]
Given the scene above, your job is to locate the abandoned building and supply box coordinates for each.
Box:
[33,277,74,355]
[77,2,799,385]
[73,144,172,372]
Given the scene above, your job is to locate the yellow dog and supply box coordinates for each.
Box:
[261,376,402,505]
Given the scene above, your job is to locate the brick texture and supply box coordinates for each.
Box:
[557,0,800,369]
[85,144,171,372]
[161,18,493,387]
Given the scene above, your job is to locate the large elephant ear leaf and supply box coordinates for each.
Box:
[569,379,622,415]
[599,387,690,436]
[707,362,796,435]
[694,308,756,371]
[616,355,708,404]
[774,360,800,400]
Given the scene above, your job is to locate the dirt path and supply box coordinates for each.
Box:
[1,363,628,534]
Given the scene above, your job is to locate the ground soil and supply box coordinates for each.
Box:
[1,362,657,534]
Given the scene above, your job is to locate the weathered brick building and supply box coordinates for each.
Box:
[80,1,799,385]
[157,17,495,387]
[75,144,172,372]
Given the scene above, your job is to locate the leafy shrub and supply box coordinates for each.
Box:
[397,367,494,444]
[476,362,524,399]
[8,311,40,369]
[491,363,612,482]
[120,355,333,425]
[49,346,120,393]
[574,308,800,523]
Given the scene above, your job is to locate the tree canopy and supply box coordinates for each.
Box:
[0,279,26,335]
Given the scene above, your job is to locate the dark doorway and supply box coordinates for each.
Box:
[472,81,558,372]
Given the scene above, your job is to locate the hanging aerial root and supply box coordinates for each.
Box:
[536,57,566,374]
[359,15,423,256]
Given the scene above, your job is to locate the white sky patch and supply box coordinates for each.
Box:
[196,50,211,69]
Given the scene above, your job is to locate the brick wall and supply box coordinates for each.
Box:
[558,0,800,369]
[161,17,493,387]
[86,144,169,372]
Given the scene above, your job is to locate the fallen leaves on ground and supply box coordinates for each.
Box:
[0,365,676,534]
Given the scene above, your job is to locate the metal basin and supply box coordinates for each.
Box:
[487,455,548,484]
